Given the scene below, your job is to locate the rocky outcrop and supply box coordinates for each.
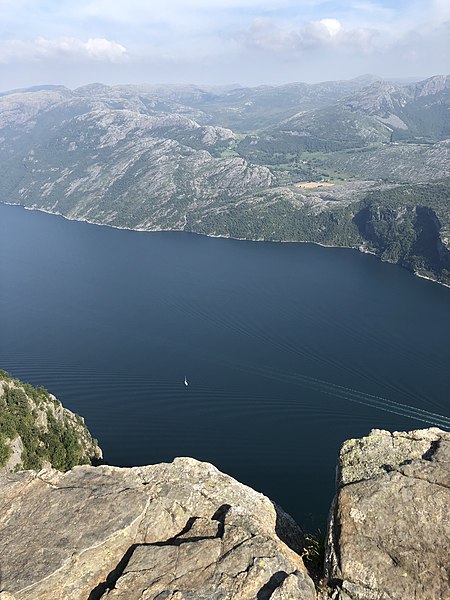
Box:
[0,458,316,600]
[325,427,450,600]
[0,371,102,472]
[0,425,448,599]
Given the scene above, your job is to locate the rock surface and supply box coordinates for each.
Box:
[1,427,449,599]
[0,458,316,600]
[325,427,450,600]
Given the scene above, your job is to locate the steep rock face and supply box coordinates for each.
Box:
[0,372,102,472]
[325,427,450,600]
[0,458,316,600]
[353,198,450,284]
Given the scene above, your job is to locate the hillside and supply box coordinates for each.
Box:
[0,75,449,283]
[239,76,450,168]
[0,371,102,472]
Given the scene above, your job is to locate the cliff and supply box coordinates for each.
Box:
[324,427,450,600]
[0,458,316,600]
[0,426,448,599]
[0,371,102,472]
[353,183,450,285]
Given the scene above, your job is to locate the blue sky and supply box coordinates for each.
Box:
[0,0,448,89]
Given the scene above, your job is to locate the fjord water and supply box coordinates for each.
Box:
[1,203,450,528]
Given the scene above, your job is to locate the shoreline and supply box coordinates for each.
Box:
[2,200,449,289]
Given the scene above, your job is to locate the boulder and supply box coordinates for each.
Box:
[324,427,450,600]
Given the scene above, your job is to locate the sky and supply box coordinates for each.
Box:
[0,0,448,90]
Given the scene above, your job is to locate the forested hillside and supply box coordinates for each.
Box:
[0,371,102,472]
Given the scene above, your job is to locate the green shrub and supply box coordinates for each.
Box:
[0,434,12,468]
[0,374,94,472]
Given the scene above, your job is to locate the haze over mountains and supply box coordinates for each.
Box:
[0,74,449,283]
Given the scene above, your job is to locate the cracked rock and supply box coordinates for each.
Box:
[0,457,315,599]
[2,427,446,599]
[325,427,450,600]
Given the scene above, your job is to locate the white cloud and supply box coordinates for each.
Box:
[303,18,343,44]
[240,16,375,54]
[0,0,448,87]
[82,38,128,61]
[430,0,450,21]
[239,18,300,51]
[0,37,128,64]
[319,18,343,37]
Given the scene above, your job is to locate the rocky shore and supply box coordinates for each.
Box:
[0,427,448,599]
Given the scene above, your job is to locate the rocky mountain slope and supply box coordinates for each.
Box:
[0,426,448,599]
[238,75,450,162]
[0,75,449,283]
[0,86,272,231]
[0,371,102,472]
[249,75,448,140]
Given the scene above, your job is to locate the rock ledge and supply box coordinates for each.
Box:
[0,427,449,599]
[0,458,315,599]
[325,427,450,600]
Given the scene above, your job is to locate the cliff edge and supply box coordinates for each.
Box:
[0,371,102,472]
[0,458,316,599]
[324,427,450,600]
[0,417,448,598]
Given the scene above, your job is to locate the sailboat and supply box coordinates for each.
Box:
[184,376,188,386]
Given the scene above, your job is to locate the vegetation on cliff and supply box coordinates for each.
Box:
[185,178,450,285]
[0,370,101,472]
[355,180,450,284]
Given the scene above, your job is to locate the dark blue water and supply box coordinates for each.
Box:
[1,202,450,530]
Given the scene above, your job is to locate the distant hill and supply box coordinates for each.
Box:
[240,75,450,162]
[0,84,69,98]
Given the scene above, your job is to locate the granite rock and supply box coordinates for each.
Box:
[2,425,448,599]
[325,428,450,600]
[0,458,315,600]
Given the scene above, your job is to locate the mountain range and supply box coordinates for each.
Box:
[0,74,449,283]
